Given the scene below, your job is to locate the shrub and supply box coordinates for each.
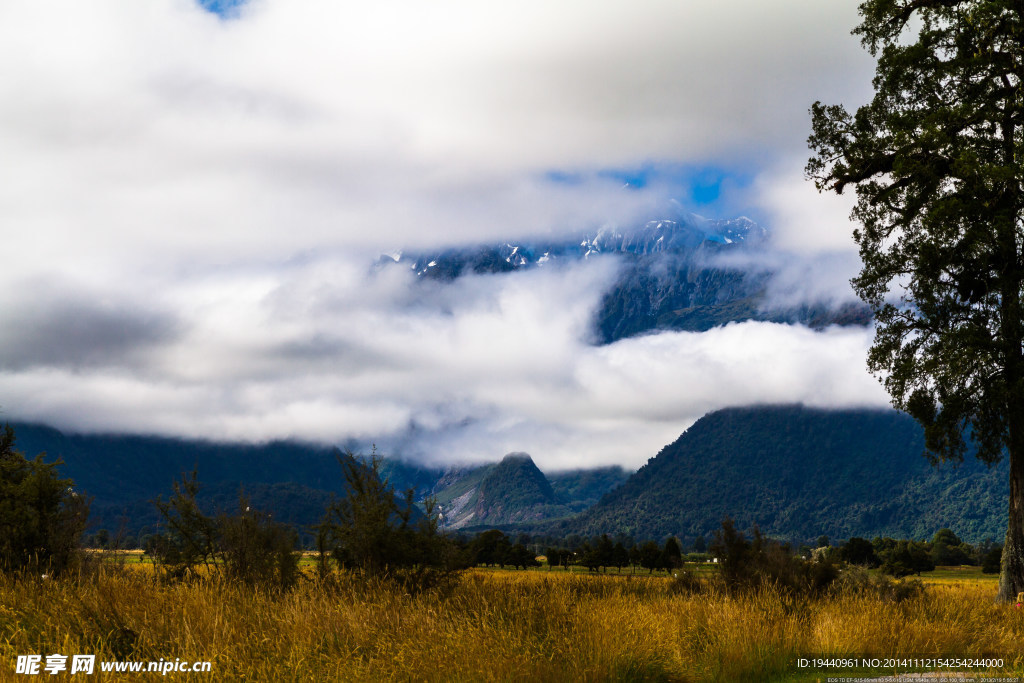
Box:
[151,472,300,590]
[835,565,926,603]
[710,517,838,597]
[218,496,300,590]
[666,569,704,595]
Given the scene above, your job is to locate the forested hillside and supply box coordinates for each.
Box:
[8,423,347,539]
[558,405,1007,544]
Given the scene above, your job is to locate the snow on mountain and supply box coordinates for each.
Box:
[383,212,765,277]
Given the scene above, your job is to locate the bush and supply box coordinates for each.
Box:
[218,496,300,590]
[710,518,838,597]
[151,472,300,590]
[982,546,1002,574]
[0,424,89,575]
[835,565,926,603]
[666,569,704,595]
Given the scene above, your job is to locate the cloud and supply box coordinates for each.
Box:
[0,0,889,469]
[0,255,890,470]
[0,1,875,266]
[705,160,865,309]
[754,160,861,254]
[0,282,182,371]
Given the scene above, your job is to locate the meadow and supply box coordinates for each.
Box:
[2,561,1023,682]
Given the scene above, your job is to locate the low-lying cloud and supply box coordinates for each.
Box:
[1,255,889,470]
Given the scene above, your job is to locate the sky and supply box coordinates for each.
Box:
[0,0,891,470]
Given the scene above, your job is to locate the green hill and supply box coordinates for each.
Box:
[434,453,560,527]
[558,405,1008,544]
[7,423,353,541]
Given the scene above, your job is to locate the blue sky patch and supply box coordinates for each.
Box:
[197,0,247,18]
[547,163,760,220]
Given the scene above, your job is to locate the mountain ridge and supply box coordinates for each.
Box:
[381,212,870,343]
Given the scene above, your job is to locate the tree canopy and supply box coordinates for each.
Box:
[808,1,1024,600]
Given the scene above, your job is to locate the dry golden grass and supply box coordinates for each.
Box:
[2,565,1024,682]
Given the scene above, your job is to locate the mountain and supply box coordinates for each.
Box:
[547,466,630,510]
[7,423,351,541]
[16,406,996,548]
[432,453,605,529]
[381,211,870,343]
[556,405,1008,545]
[372,456,446,500]
[4,424,627,540]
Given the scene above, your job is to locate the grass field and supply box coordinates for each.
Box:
[2,561,1023,682]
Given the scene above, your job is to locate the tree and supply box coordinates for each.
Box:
[639,541,663,574]
[0,424,89,574]
[507,543,539,570]
[808,1,1024,601]
[711,518,756,591]
[151,471,219,580]
[983,544,1003,573]
[595,534,614,572]
[471,530,511,567]
[320,451,459,587]
[881,540,935,577]
[578,542,601,572]
[841,537,879,567]
[611,542,630,573]
[628,543,642,573]
[692,535,707,553]
[930,528,973,566]
[661,537,683,570]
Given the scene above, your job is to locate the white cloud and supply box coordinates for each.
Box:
[0,0,888,469]
[706,161,865,308]
[755,161,861,254]
[0,255,890,470]
[0,0,874,268]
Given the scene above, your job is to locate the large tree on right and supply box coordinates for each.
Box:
[808,1,1024,600]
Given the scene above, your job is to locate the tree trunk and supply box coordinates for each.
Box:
[998,430,1024,601]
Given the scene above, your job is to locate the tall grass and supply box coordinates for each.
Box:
[2,566,1024,681]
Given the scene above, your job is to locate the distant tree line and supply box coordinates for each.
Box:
[826,528,1001,578]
